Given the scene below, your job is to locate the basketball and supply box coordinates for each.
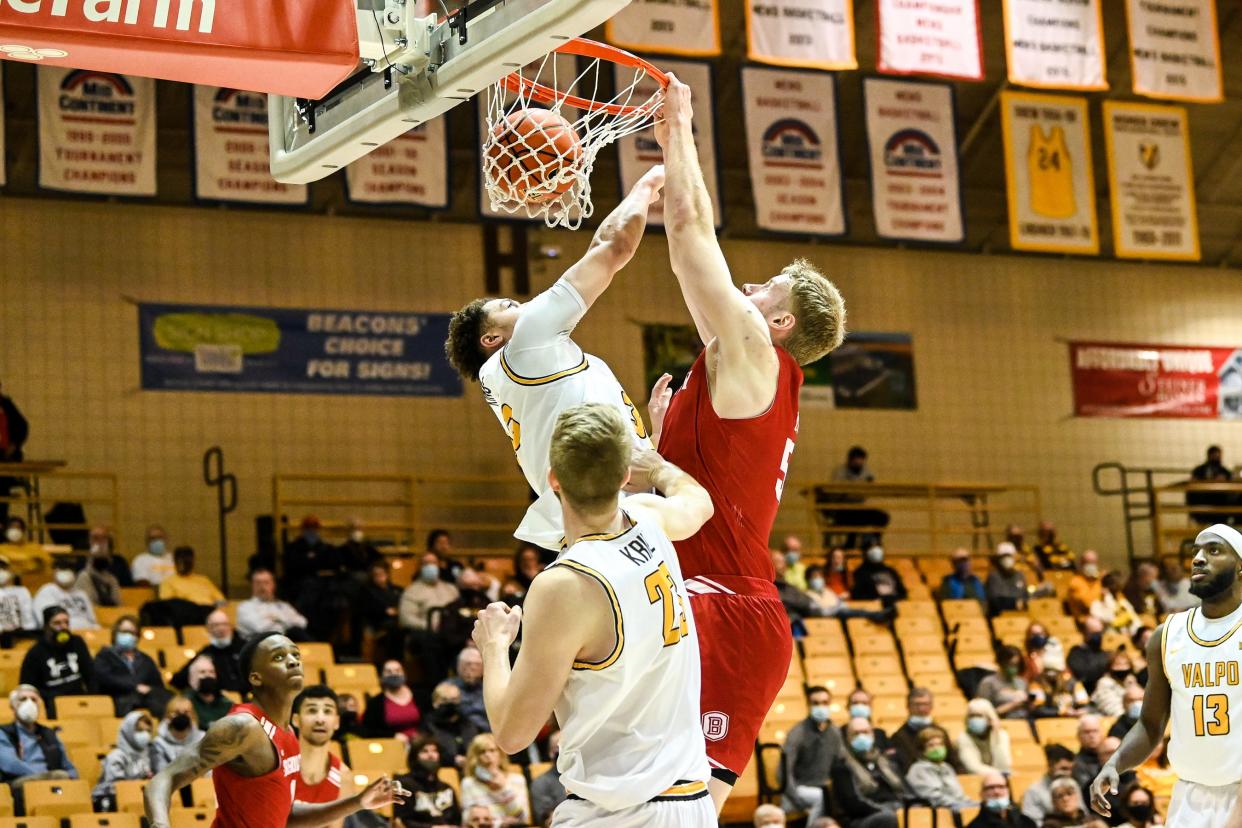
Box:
[486,107,582,204]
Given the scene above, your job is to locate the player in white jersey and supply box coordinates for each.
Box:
[444,168,665,551]
[1092,524,1242,828]
[471,403,715,827]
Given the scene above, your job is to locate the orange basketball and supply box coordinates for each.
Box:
[487,107,582,204]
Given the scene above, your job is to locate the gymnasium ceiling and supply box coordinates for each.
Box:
[1,0,1241,266]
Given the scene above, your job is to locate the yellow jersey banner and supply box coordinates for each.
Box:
[1103,101,1200,262]
[606,0,720,57]
[1002,0,1107,90]
[1000,91,1098,255]
[746,0,856,70]
[1125,0,1223,102]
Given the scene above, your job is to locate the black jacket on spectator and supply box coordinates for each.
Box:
[850,562,908,602]
[1067,644,1111,694]
[966,807,1037,828]
[393,768,461,828]
[1071,748,1102,791]
[357,583,403,631]
[890,721,965,775]
[1109,713,1139,739]
[19,636,93,717]
[170,639,247,694]
[94,645,172,715]
[434,589,493,651]
[337,540,382,574]
[282,537,340,594]
[424,706,483,768]
[0,722,69,782]
[829,751,908,822]
[0,395,29,458]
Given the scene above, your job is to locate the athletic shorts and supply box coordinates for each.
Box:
[686,574,793,780]
[1167,779,1239,828]
[551,781,715,827]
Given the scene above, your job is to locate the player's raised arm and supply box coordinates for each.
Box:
[143,715,256,828]
[625,447,713,541]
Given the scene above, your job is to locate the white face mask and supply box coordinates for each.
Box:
[350,530,365,543]
[5,527,22,544]
[54,570,75,588]
[15,699,38,724]
[132,731,152,749]
[0,570,10,586]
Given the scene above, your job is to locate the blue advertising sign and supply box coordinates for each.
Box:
[138,302,462,397]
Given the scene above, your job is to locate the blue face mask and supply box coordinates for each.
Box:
[1127,702,1143,719]
[420,564,440,583]
[809,705,831,723]
[967,716,990,736]
[849,703,871,720]
[850,734,874,754]
[908,715,932,730]
[785,551,800,566]
[303,531,320,545]
[148,539,166,556]
[115,631,137,651]
[985,796,1011,811]
[808,576,825,592]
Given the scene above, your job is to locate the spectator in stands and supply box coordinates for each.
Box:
[282,515,337,596]
[781,685,843,822]
[1070,715,1105,790]
[850,545,906,604]
[92,709,155,811]
[131,525,176,586]
[338,518,382,575]
[450,647,490,732]
[1029,666,1090,719]
[825,547,851,597]
[87,525,133,587]
[1129,627,1151,687]
[1022,622,1064,680]
[184,655,231,728]
[1122,562,1159,618]
[0,379,28,526]
[151,694,202,772]
[1043,777,1107,828]
[753,803,786,826]
[1117,782,1157,828]
[529,730,565,825]
[394,735,461,828]
[460,733,530,825]
[775,552,891,626]
[1068,616,1111,694]
[1154,556,1197,613]
[236,567,309,640]
[158,546,224,608]
[825,446,890,548]
[956,699,1011,774]
[0,554,36,639]
[906,725,975,811]
[1108,685,1144,740]
[94,614,171,716]
[425,681,482,769]
[462,804,495,828]
[0,685,77,792]
[76,542,123,607]
[2,517,49,580]
[1067,550,1103,619]
[1034,521,1075,571]
[984,543,1028,617]
[830,717,907,828]
[1089,736,1132,821]
[975,646,1029,719]
[782,534,808,589]
[968,771,1035,828]
[890,688,962,774]
[1003,524,1031,559]
[1090,650,1139,717]
[19,606,93,717]
[938,548,985,603]
[1188,444,1234,523]
[33,562,97,630]
[362,659,422,741]
[511,543,546,593]
[1091,571,1141,636]
[1020,744,1075,824]
[355,559,403,661]
[334,693,362,741]
[1134,737,1175,805]
[400,552,461,632]
[840,688,891,752]
[171,609,245,693]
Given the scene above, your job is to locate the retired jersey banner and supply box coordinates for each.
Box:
[1070,342,1242,419]
[617,60,721,228]
[38,67,155,195]
[606,0,720,57]
[347,121,448,207]
[746,0,856,70]
[863,78,963,243]
[1000,91,1098,255]
[1104,101,1199,262]
[193,86,306,205]
[1125,0,1223,103]
[877,0,982,81]
[742,67,844,236]
[1003,0,1107,90]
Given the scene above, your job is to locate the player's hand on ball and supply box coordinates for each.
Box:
[359,775,408,809]
[1089,766,1118,816]
[474,602,523,650]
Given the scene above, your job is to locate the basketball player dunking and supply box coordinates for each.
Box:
[1092,525,1242,828]
[144,633,404,828]
[472,403,715,827]
[292,685,354,828]
[651,76,847,811]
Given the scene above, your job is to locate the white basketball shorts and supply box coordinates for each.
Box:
[1167,779,1239,828]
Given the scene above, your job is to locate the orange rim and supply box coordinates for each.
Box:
[498,38,669,117]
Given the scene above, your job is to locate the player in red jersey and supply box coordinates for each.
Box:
[651,76,848,812]
[144,632,404,828]
[292,685,354,828]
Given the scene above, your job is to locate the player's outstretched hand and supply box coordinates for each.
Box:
[635,164,665,204]
[359,775,409,810]
[474,602,523,650]
[647,372,673,437]
[1089,765,1118,817]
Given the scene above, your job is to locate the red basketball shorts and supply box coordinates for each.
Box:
[685,574,793,782]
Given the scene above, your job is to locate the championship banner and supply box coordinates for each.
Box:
[38,67,156,195]
[1125,0,1223,103]
[1070,341,1242,419]
[346,120,448,207]
[1002,0,1107,90]
[138,302,462,397]
[1000,91,1098,255]
[877,0,982,81]
[617,60,721,228]
[606,0,720,57]
[863,78,963,243]
[745,0,856,70]
[193,85,306,205]
[742,67,844,237]
[1104,101,1199,262]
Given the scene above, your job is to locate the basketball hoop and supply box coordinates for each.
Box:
[482,38,668,230]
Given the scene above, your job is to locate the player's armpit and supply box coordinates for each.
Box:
[144,714,255,827]
[625,488,713,543]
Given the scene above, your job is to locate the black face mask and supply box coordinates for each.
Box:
[92,557,109,571]
[1111,669,1131,682]
[435,702,460,719]
[1127,804,1153,822]
[170,714,192,731]
[1086,633,1103,650]
[417,758,440,775]
[338,711,358,729]
[197,677,219,696]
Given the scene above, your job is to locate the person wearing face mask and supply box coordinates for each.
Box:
[151,694,204,773]
[823,446,890,549]
[131,525,176,587]
[1068,549,1105,620]
[905,725,976,811]
[19,606,93,716]
[781,686,844,821]
[337,518,382,575]
[830,717,908,827]
[362,660,423,741]
[94,614,171,715]
[0,554,37,640]
[92,710,155,810]
[975,646,1031,720]
[354,560,404,661]
[76,542,123,608]
[890,688,964,774]
[85,525,134,587]
[32,562,98,630]
[939,548,986,604]
[955,699,1012,775]
[850,545,907,604]
[1116,782,1157,828]
[1091,651,1140,718]
[968,772,1037,828]
[183,655,232,728]
[0,684,78,795]
[2,517,51,579]
[170,609,247,693]
[393,735,462,828]
[985,542,1031,617]
[282,514,340,597]
[459,734,529,826]
[1068,615,1113,694]
[837,688,892,755]
[399,552,460,633]
[1020,745,1077,823]
[425,681,482,770]
[1045,777,1108,828]
[782,535,808,589]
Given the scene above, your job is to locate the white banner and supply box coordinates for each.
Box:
[347,121,448,207]
[1003,0,1107,90]
[606,0,720,57]
[38,68,156,196]
[1000,91,1098,255]
[0,65,5,189]
[742,67,844,237]
[193,86,307,205]
[616,60,721,228]
[746,0,856,70]
[863,78,963,243]
[1104,101,1199,261]
[1126,0,1223,102]
[877,0,982,81]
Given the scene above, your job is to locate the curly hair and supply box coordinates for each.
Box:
[445,298,498,382]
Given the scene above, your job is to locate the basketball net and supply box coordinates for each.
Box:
[482,42,665,231]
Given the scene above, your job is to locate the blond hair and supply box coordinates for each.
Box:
[463,733,512,779]
[779,259,846,365]
[549,403,631,514]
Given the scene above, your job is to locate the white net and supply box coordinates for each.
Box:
[482,46,664,230]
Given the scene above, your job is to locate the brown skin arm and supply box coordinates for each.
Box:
[287,775,408,828]
[144,714,267,828]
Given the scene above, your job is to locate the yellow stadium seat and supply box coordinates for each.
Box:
[324,663,380,696]
[992,613,1031,638]
[803,656,853,687]
[1035,717,1080,746]
[115,780,146,814]
[895,615,941,637]
[22,779,92,818]
[951,617,992,638]
[96,717,125,746]
[801,635,847,658]
[162,647,196,676]
[298,643,334,682]
[769,696,807,724]
[140,626,179,649]
[871,695,907,720]
[1010,771,1043,800]
[950,631,994,657]
[854,654,902,678]
[1011,741,1047,773]
[77,629,108,655]
[349,737,408,776]
[1028,597,1065,622]
[169,809,216,828]
[55,695,115,719]
[53,719,99,747]
[718,759,759,824]
[347,772,392,818]
[941,600,984,623]
[902,600,939,619]
[775,672,805,701]
[999,719,1036,745]
[863,674,909,697]
[853,634,898,656]
[957,774,983,796]
[180,626,210,651]
[758,717,799,744]
[0,786,12,817]
[0,650,22,670]
[526,761,553,783]
[901,635,947,657]
[68,814,142,828]
[174,779,215,810]
[94,607,131,629]
[900,806,956,828]
[906,654,952,676]
[0,818,60,828]
[64,745,105,787]
[120,586,156,606]
[959,806,980,825]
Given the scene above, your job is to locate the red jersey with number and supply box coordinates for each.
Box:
[294,753,342,804]
[212,703,302,828]
[657,346,802,583]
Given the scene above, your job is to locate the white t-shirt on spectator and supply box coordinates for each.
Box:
[32,583,98,629]
[235,597,307,638]
[0,585,37,632]
[131,552,177,586]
